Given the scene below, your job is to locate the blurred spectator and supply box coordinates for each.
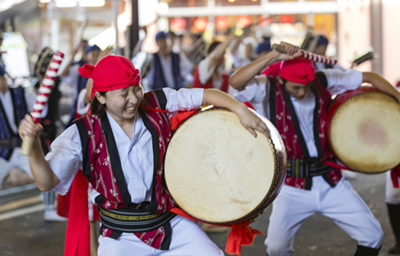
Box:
[192,34,236,95]
[255,39,272,59]
[231,26,254,70]
[0,64,64,221]
[61,43,100,128]
[313,35,344,71]
[145,32,191,91]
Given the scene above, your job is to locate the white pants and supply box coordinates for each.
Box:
[386,171,400,205]
[0,147,32,185]
[265,176,383,256]
[98,216,224,256]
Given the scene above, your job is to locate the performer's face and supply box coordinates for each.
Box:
[96,85,144,124]
[284,80,312,100]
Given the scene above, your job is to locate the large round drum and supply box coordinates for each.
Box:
[326,87,400,173]
[164,108,286,225]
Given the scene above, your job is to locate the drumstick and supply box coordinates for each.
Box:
[21,51,64,156]
[272,43,338,65]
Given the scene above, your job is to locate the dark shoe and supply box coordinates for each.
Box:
[353,245,381,256]
[388,243,400,255]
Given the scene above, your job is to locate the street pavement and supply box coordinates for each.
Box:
[0,172,396,256]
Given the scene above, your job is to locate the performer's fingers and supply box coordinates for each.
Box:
[247,127,257,138]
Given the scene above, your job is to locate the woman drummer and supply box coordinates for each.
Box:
[18,55,269,256]
[230,41,400,256]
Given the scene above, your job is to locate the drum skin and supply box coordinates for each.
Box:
[164,108,286,225]
[326,87,400,173]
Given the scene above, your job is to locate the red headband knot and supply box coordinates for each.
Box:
[78,55,141,99]
[262,58,315,85]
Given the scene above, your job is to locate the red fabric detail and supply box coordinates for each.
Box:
[225,222,264,256]
[169,110,197,132]
[262,58,315,85]
[57,191,71,218]
[323,161,352,171]
[243,102,255,110]
[170,207,264,256]
[64,170,90,256]
[78,55,141,100]
[272,79,341,189]
[192,66,230,93]
[391,165,400,188]
[139,104,169,113]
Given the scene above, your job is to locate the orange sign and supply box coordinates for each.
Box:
[236,15,252,29]
[170,17,186,32]
[194,17,208,32]
[280,14,294,24]
[215,16,229,30]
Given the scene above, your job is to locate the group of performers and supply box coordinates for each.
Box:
[7,29,400,256]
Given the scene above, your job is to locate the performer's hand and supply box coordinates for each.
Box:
[274,41,302,61]
[18,114,43,139]
[235,104,270,138]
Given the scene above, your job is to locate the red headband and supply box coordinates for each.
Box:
[78,55,141,99]
[262,58,315,85]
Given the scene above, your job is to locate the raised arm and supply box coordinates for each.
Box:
[208,33,235,67]
[362,72,400,103]
[203,88,270,138]
[18,115,60,191]
[229,41,302,91]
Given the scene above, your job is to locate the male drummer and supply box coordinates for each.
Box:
[230,42,400,256]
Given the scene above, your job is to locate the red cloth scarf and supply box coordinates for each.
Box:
[262,58,315,85]
[78,55,141,100]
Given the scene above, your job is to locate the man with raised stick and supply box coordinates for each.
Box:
[230,41,400,256]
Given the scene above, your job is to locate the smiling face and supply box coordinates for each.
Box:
[95,85,144,125]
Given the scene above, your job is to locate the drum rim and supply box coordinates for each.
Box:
[329,91,400,173]
[165,107,283,225]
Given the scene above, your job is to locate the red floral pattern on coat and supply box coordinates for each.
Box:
[272,78,342,189]
[81,91,176,249]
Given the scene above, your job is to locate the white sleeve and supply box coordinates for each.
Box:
[76,88,89,116]
[198,57,216,85]
[163,88,204,114]
[323,69,363,95]
[45,124,83,195]
[24,88,48,118]
[234,76,268,104]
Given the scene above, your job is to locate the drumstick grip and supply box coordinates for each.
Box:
[272,43,338,65]
[21,51,64,156]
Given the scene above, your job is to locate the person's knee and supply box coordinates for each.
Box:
[359,225,383,248]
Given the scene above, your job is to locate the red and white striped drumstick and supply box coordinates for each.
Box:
[272,44,338,65]
[21,51,64,155]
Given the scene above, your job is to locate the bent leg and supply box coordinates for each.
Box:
[320,179,382,252]
[265,185,318,256]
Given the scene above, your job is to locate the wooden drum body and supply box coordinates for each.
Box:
[164,108,286,225]
[326,87,400,173]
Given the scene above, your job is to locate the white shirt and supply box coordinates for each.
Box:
[198,57,237,96]
[146,52,190,90]
[0,87,47,134]
[314,62,345,72]
[234,69,363,157]
[46,88,204,204]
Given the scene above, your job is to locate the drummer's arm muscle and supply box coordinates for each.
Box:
[362,72,400,102]
[230,51,280,91]
[28,138,60,191]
